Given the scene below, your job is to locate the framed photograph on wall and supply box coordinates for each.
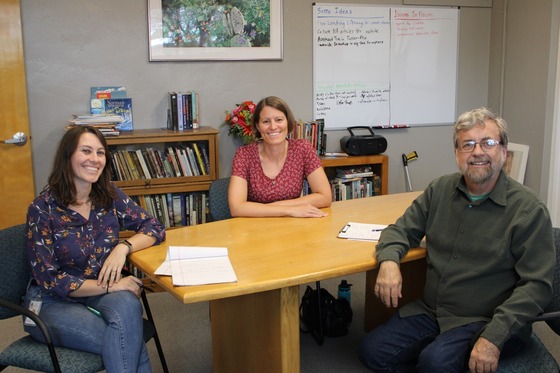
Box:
[504,142,529,184]
[148,0,283,61]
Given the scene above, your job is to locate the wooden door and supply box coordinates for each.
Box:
[0,0,35,228]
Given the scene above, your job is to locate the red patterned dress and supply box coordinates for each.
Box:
[231,139,323,203]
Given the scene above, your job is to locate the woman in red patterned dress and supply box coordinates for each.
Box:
[229,96,332,217]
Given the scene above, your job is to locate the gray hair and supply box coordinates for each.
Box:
[453,107,509,149]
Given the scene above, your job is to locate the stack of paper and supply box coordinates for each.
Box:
[155,246,237,286]
[337,222,388,241]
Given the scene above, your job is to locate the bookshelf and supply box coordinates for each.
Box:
[106,127,219,290]
[321,154,389,199]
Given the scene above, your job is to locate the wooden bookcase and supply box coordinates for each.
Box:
[106,127,219,290]
[321,154,389,197]
[106,127,218,194]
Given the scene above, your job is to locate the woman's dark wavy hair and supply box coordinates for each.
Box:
[251,96,296,139]
[46,125,116,208]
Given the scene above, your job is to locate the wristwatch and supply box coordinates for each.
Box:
[120,239,133,254]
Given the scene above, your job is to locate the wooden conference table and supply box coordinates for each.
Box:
[129,191,426,373]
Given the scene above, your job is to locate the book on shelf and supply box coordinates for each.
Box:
[89,86,132,131]
[166,193,175,227]
[135,149,152,179]
[160,150,174,178]
[150,149,167,178]
[330,177,373,201]
[144,148,163,178]
[172,194,183,226]
[166,147,182,177]
[141,149,158,178]
[123,150,140,179]
[68,114,123,125]
[115,150,131,180]
[185,146,201,176]
[98,128,120,136]
[90,86,127,100]
[197,142,211,175]
[336,166,374,179]
[291,118,326,155]
[110,155,121,181]
[167,91,200,131]
[191,143,207,176]
[92,98,133,131]
[175,147,192,176]
[131,191,209,228]
[168,92,178,130]
[159,194,171,228]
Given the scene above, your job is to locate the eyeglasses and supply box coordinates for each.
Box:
[458,139,501,153]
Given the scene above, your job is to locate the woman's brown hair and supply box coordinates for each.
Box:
[46,126,116,208]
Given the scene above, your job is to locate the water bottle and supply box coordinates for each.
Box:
[338,279,352,303]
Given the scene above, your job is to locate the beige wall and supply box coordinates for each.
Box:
[20,0,557,198]
[488,0,556,196]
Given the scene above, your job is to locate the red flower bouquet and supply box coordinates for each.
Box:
[224,100,256,144]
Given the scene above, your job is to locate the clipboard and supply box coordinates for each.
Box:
[337,222,388,241]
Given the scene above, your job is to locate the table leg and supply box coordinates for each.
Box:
[210,285,300,373]
[363,257,427,331]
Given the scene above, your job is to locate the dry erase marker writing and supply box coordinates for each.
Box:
[87,306,102,317]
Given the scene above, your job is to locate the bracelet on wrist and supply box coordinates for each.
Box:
[120,239,133,255]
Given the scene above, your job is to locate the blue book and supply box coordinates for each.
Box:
[90,86,127,99]
[91,98,133,131]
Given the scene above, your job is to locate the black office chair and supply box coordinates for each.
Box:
[493,226,560,372]
[209,177,232,221]
[0,224,169,373]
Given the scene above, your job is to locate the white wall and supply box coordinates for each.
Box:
[20,1,494,194]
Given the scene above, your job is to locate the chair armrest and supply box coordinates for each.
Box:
[0,297,55,345]
[533,310,560,322]
[0,297,62,372]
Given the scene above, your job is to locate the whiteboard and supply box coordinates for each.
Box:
[313,4,459,129]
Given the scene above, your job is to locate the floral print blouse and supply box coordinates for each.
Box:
[26,185,165,299]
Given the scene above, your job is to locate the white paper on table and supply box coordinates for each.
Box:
[154,246,237,286]
[337,222,388,241]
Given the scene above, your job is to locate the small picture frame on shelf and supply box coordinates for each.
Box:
[148,0,283,61]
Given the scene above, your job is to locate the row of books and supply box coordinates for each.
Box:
[109,142,210,181]
[330,174,381,201]
[132,191,209,229]
[167,91,200,131]
[290,119,326,156]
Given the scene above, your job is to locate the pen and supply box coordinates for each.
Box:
[87,306,102,317]
[371,229,384,232]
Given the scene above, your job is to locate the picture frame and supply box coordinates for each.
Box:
[504,142,529,184]
[148,0,283,61]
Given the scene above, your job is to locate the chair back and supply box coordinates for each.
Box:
[0,224,29,319]
[209,177,232,221]
[545,227,560,334]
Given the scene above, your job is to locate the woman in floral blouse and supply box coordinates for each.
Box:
[229,96,332,217]
[25,125,165,373]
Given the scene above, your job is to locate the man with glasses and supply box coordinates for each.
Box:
[358,107,555,373]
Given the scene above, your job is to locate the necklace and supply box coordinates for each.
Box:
[72,199,91,206]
